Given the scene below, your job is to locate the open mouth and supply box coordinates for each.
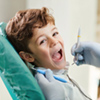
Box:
[58,49,62,58]
[52,49,63,62]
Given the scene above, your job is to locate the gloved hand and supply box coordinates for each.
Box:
[35,69,66,100]
[71,41,100,67]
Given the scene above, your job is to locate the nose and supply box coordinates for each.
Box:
[49,37,58,48]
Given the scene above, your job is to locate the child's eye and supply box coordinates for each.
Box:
[40,40,46,45]
[52,32,58,36]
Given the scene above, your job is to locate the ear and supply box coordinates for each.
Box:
[19,51,35,62]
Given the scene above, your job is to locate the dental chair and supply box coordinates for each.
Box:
[0,22,45,100]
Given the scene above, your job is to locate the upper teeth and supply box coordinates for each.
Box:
[58,49,61,53]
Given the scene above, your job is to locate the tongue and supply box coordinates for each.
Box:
[52,52,61,61]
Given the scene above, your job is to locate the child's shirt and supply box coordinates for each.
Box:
[36,67,92,100]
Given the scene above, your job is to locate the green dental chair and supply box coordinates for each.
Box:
[0,22,45,100]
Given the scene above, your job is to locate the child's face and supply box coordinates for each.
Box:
[28,23,67,70]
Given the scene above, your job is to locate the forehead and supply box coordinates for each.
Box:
[33,23,57,36]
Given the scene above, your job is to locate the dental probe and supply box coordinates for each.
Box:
[31,67,67,83]
[72,28,81,65]
[77,28,81,47]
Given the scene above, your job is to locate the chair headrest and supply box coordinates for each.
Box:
[0,22,7,37]
[0,22,45,100]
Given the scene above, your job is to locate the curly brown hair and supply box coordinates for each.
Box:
[6,7,55,54]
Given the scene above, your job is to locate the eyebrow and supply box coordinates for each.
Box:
[35,27,57,43]
[35,34,44,43]
[51,27,57,31]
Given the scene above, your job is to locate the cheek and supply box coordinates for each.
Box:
[41,50,49,58]
[36,48,50,58]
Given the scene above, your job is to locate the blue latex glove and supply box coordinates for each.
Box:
[71,41,100,67]
[35,69,66,100]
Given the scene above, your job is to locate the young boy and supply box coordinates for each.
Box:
[6,7,92,100]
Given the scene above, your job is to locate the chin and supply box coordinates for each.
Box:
[56,64,66,70]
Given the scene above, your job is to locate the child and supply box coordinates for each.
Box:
[6,7,92,100]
